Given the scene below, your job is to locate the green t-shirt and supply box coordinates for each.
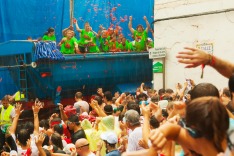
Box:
[99,36,110,52]
[79,29,93,46]
[60,37,77,54]
[133,30,147,51]
[118,40,129,51]
[42,35,56,41]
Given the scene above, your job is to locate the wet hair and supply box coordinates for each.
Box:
[190,83,219,100]
[39,119,50,130]
[54,124,64,135]
[126,103,140,115]
[104,91,113,101]
[16,129,30,146]
[186,96,229,153]
[24,121,34,134]
[137,93,148,101]
[104,105,113,115]
[94,95,103,105]
[165,88,174,94]
[158,89,165,96]
[150,115,160,129]
[51,133,63,150]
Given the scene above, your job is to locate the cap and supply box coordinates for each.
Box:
[100,131,118,144]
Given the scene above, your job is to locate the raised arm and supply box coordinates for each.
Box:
[128,16,135,34]
[177,47,234,78]
[9,103,23,134]
[33,100,42,135]
[143,16,150,32]
[74,19,82,33]
[140,104,151,148]
[35,133,46,156]
[90,100,107,117]
[58,103,68,123]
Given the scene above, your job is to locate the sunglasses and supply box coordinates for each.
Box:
[76,144,89,149]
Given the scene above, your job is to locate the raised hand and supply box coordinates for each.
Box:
[176,47,210,68]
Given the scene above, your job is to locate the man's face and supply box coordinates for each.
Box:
[137,26,143,32]
[67,121,74,130]
[2,100,9,109]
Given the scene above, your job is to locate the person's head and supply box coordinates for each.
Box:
[84,22,90,31]
[39,119,50,130]
[136,24,144,32]
[93,95,103,106]
[50,117,62,128]
[65,29,74,39]
[190,83,219,100]
[47,27,55,36]
[67,115,80,131]
[125,110,140,129]
[50,132,63,150]
[137,93,148,101]
[23,121,34,134]
[126,103,140,115]
[75,138,90,155]
[158,88,165,98]
[75,92,83,101]
[16,129,31,147]
[1,95,10,109]
[104,105,113,115]
[104,91,113,103]
[100,132,118,151]
[53,124,63,135]
[149,115,160,129]
[186,96,229,153]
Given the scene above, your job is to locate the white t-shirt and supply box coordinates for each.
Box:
[74,101,89,113]
[127,127,145,152]
[11,133,38,156]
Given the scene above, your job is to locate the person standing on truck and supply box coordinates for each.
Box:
[58,29,79,54]
[128,16,150,52]
[42,27,56,41]
[0,95,15,151]
[74,19,99,53]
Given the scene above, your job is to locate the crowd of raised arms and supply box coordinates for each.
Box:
[38,16,154,54]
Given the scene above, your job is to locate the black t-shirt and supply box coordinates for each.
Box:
[71,129,86,144]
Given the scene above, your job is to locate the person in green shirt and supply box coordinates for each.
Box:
[75,20,99,53]
[128,16,150,52]
[42,27,56,41]
[58,29,79,54]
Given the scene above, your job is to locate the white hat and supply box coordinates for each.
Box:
[63,143,75,154]
[100,131,118,144]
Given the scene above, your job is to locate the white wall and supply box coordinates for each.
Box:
[153,0,234,91]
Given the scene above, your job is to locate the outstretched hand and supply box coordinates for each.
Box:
[176,47,210,68]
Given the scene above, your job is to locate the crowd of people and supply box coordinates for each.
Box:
[0,47,234,156]
[39,16,154,54]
